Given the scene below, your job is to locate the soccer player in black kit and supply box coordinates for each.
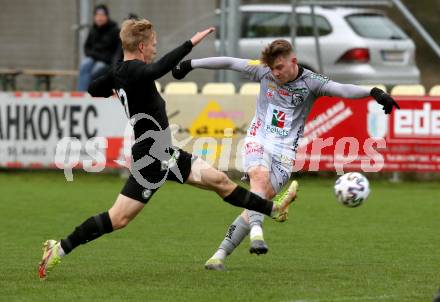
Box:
[38,18,297,279]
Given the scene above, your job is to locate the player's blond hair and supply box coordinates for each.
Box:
[261,39,293,67]
[120,19,156,52]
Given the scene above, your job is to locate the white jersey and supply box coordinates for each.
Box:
[190,57,369,186]
[242,61,330,160]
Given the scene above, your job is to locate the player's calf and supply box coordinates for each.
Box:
[108,194,146,229]
[205,215,250,271]
[187,159,276,217]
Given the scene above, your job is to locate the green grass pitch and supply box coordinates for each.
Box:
[0,171,439,302]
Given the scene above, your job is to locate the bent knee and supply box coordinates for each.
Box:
[249,177,275,199]
[109,214,131,230]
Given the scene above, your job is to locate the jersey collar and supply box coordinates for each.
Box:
[285,65,304,85]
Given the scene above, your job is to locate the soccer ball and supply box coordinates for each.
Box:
[334,172,370,207]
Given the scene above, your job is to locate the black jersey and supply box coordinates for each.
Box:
[88,40,193,151]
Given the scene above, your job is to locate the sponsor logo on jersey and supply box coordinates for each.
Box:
[286,87,308,96]
[244,141,264,155]
[266,88,275,99]
[310,73,329,84]
[272,109,286,128]
[265,109,289,136]
[265,125,289,136]
[249,118,263,136]
[291,94,305,107]
[282,87,308,106]
[278,89,291,96]
[264,104,292,137]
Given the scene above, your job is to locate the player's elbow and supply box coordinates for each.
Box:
[87,86,98,97]
[88,85,112,98]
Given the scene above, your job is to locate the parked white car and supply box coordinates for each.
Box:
[216,5,420,85]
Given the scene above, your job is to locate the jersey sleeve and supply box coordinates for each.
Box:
[304,72,331,98]
[191,57,248,71]
[140,40,193,80]
[321,81,370,99]
[88,71,114,98]
[305,72,370,99]
[190,57,270,82]
[241,60,270,82]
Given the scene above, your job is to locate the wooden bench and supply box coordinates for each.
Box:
[0,68,22,91]
[23,69,78,91]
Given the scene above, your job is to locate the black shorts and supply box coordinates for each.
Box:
[121,148,195,204]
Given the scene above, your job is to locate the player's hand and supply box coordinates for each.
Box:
[190,27,215,46]
[172,60,193,80]
[370,87,400,114]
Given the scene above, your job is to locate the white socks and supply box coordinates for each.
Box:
[248,192,266,240]
[250,225,263,240]
[57,242,66,257]
[212,249,227,261]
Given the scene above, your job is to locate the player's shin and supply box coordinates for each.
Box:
[60,211,114,255]
[248,193,268,255]
[217,215,250,259]
[247,192,266,241]
[205,215,250,270]
[223,186,274,216]
[248,210,265,240]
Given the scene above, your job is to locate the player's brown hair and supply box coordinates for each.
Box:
[120,19,156,52]
[260,39,293,67]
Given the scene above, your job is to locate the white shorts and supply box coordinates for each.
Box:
[242,138,294,193]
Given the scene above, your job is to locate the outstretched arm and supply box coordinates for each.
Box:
[320,81,400,114]
[192,57,249,71]
[141,27,215,80]
[140,41,194,80]
[173,57,248,79]
[321,82,370,99]
[173,57,269,82]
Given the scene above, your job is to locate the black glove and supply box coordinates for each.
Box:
[370,87,400,114]
[172,60,193,80]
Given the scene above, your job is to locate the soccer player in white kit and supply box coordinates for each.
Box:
[173,39,399,271]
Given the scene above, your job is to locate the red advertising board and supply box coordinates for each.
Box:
[1,93,439,173]
[296,96,440,172]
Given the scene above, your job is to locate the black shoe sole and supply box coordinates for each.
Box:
[249,240,269,255]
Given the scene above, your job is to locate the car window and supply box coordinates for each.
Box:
[242,12,332,38]
[296,14,332,37]
[242,12,290,38]
[346,14,407,39]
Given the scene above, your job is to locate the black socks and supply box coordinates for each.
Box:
[60,211,113,254]
[223,186,273,216]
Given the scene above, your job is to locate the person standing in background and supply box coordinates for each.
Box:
[77,4,120,91]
